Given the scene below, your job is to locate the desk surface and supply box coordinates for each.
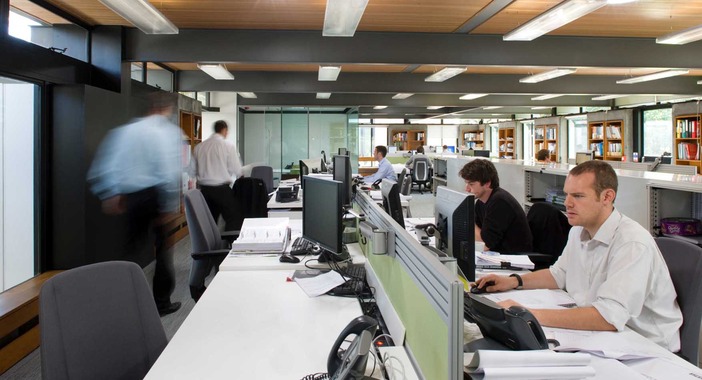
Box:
[221,242,366,271]
[145,271,363,380]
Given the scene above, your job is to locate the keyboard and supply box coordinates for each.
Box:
[290,237,315,256]
[327,264,368,297]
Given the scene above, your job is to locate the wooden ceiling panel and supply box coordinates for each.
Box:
[11,0,72,24]
[44,0,128,25]
[165,63,409,72]
[413,66,702,76]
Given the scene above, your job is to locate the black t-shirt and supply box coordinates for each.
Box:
[475,187,532,253]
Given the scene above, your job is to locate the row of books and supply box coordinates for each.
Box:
[676,119,699,139]
[607,142,623,153]
[677,142,700,160]
[606,125,622,139]
[535,129,557,140]
[590,142,603,156]
[464,132,484,141]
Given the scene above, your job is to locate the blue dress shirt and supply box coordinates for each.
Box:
[363,157,397,184]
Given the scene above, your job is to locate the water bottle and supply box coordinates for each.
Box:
[633,152,639,163]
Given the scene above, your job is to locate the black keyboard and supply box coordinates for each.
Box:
[327,264,368,297]
[290,237,315,255]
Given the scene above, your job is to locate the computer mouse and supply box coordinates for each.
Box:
[470,280,495,294]
[279,254,300,263]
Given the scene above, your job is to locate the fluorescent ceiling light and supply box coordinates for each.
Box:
[427,106,444,110]
[197,64,235,80]
[323,0,369,37]
[316,93,332,99]
[318,66,341,81]
[238,92,257,99]
[520,68,577,83]
[657,24,702,45]
[392,93,414,99]
[503,0,606,41]
[483,106,503,110]
[99,0,178,34]
[607,0,637,3]
[425,67,467,82]
[616,69,689,84]
[531,94,562,100]
[459,94,488,100]
[698,80,702,85]
[592,94,626,100]
[531,106,552,110]
[373,105,388,109]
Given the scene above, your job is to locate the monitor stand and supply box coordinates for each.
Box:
[318,245,351,263]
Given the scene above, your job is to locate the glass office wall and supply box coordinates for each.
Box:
[0,77,37,291]
[282,111,309,171]
[567,116,589,160]
[642,108,673,157]
[522,121,535,161]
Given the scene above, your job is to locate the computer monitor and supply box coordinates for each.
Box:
[302,176,346,261]
[299,160,309,183]
[575,151,594,165]
[338,147,348,156]
[381,179,404,228]
[300,158,324,186]
[473,150,490,157]
[445,145,456,153]
[333,154,352,208]
[434,187,476,281]
[321,151,328,172]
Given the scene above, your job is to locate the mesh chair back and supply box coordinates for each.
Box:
[655,237,702,366]
[250,165,275,194]
[413,158,429,181]
[184,189,223,252]
[40,261,167,380]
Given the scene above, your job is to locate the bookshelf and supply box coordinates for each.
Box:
[498,127,515,158]
[588,120,623,161]
[461,130,484,149]
[534,124,558,162]
[391,129,425,151]
[674,114,701,172]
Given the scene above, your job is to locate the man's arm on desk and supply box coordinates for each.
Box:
[476,268,558,292]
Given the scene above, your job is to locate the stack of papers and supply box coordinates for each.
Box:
[465,350,594,379]
[230,217,290,253]
[476,252,534,270]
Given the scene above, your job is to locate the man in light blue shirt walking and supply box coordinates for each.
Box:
[363,145,397,184]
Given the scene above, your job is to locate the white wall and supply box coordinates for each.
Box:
[203,92,238,146]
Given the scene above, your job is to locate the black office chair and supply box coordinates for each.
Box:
[250,165,275,196]
[411,157,431,194]
[654,237,702,366]
[40,261,167,380]
[527,202,571,270]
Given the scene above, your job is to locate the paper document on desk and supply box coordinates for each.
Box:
[484,289,576,310]
[545,328,660,360]
[369,190,382,200]
[230,217,290,253]
[464,350,594,379]
[476,252,534,270]
[292,269,346,297]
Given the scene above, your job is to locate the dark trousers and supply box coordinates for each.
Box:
[125,187,175,308]
[199,184,239,231]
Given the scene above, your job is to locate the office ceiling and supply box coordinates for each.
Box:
[13,0,702,119]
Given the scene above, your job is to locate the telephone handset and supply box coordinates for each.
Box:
[465,293,548,350]
[327,315,378,380]
[371,179,382,190]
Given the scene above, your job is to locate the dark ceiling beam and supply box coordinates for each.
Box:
[455,0,515,33]
[126,29,702,69]
[179,71,702,96]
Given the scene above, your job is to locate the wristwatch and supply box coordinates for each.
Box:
[509,273,523,290]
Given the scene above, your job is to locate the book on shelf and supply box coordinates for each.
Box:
[606,125,622,139]
[677,119,699,139]
[465,350,594,380]
[230,217,291,253]
[677,142,700,160]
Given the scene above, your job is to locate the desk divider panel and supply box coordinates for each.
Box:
[355,193,463,380]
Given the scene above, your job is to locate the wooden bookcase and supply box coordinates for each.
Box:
[179,110,202,151]
[588,120,624,161]
[674,114,701,171]
[498,127,515,158]
[534,124,558,162]
[391,129,425,151]
[461,130,484,149]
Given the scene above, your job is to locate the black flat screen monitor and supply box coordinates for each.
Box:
[333,154,352,208]
[381,179,404,229]
[473,150,490,157]
[338,147,348,156]
[434,187,476,281]
[299,160,309,184]
[302,176,345,259]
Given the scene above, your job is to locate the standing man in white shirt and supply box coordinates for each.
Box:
[189,120,243,230]
[363,145,397,185]
[474,160,682,351]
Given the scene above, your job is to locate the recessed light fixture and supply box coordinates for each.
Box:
[425,67,467,82]
[318,66,341,81]
[459,93,488,100]
[531,94,562,101]
[238,92,257,99]
[520,68,577,84]
[373,105,388,109]
[616,69,689,84]
[483,106,503,110]
[503,0,607,41]
[98,0,178,34]
[322,0,369,37]
[657,24,702,45]
[427,106,444,110]
[531,106,551,110]
[316,93,332,99]
[592,94,627,100]
[697,80,702,85]
[392,93,414,99]
[197,64,235,80]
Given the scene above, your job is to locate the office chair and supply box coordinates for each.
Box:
[40,261,167,380]
[527,202,571,270]
[411,157,431,194]
[184,189,237,301]
[250,165,275,195]
[654,237,702,366]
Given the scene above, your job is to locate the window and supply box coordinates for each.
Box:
[358,126,387,157]
[567,116,589,160]
[642,108,673,158]
[146,63,173,92]
[427,125,458,148]
[489,125,499,156]
[522,121,534,160]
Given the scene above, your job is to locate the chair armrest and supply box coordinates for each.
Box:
[221,230,241,244]
[192,249,231,260]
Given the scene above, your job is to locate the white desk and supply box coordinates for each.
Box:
[267,188,303,218]
[220,242,367,271]
[145,271,363,380]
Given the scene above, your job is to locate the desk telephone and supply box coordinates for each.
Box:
[275,184,299,203]
[327,315,378,380]
[464,293,548,351]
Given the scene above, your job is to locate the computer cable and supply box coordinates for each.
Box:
[299,372,329,380]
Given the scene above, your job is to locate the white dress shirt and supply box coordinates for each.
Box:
[550,209,682,351]
[189,133,243,186]
[363,157,397,184]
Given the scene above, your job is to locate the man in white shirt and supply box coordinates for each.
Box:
[363,145,397,185]
[475,160,682,351]
[189,120,243,230]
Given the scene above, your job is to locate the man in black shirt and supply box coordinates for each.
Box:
[459,159,532,253]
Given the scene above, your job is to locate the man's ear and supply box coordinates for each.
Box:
[601,188,616,204]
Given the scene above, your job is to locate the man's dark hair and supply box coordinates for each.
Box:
[416,146,424,154]
[375,145,388,157]
[536,149,549,161]
[569,160,618,197]
[459,159,499,189]
[214,120,228,134]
